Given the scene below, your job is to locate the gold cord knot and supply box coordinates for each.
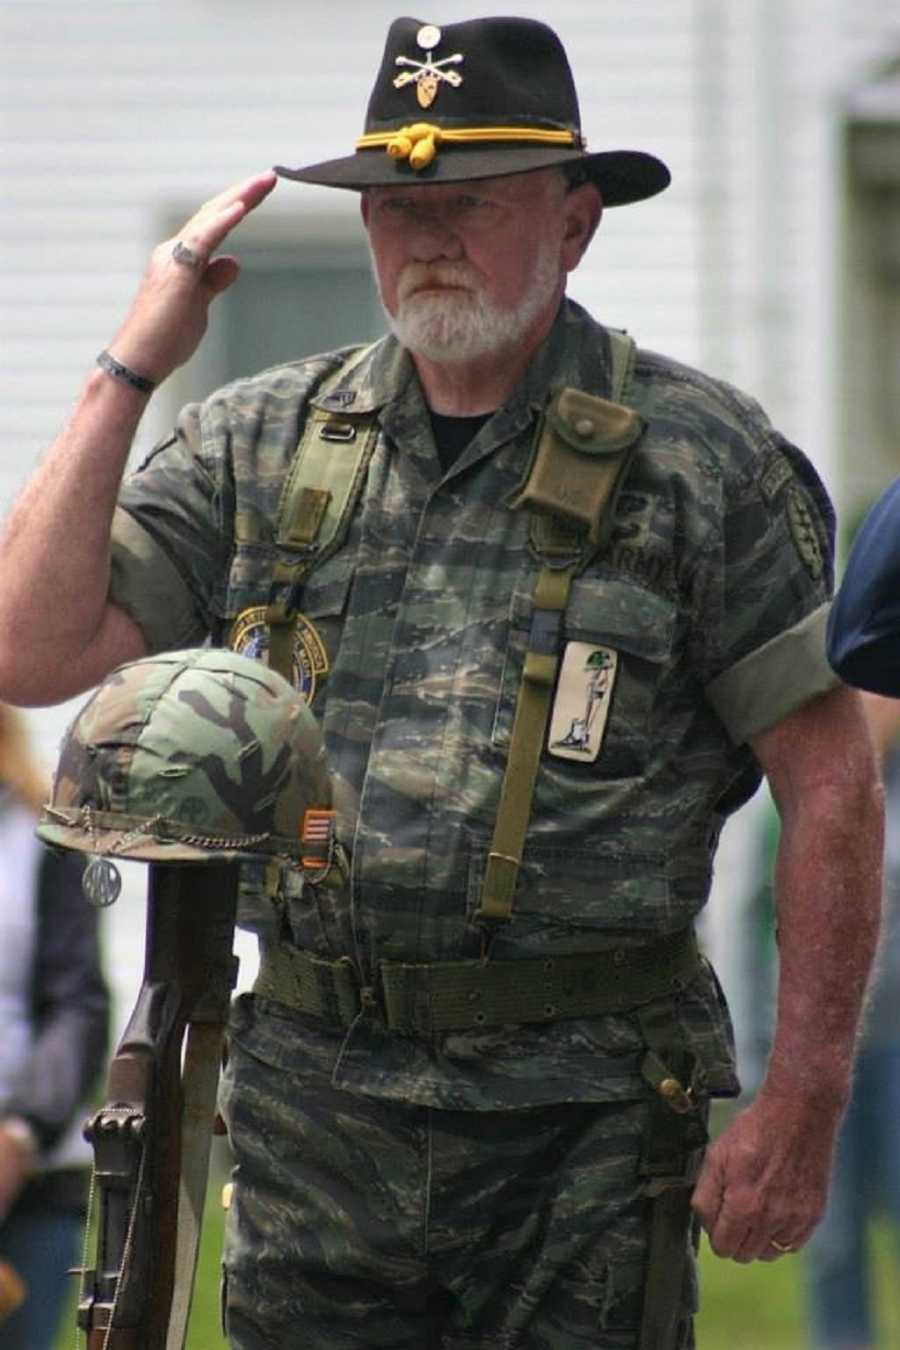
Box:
[386,123,443,170]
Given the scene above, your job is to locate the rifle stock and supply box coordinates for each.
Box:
[80,861,239,1350]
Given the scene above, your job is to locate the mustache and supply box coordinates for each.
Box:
[396,262,480,301]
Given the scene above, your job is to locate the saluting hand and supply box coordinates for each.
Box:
[105,170,278,387]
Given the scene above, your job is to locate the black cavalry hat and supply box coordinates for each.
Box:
[275,16,670,206]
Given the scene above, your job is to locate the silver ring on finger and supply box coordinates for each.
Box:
[769,1238,794,1254]
[172,240,202,269]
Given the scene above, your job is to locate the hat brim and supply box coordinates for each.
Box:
[275,146,670,206]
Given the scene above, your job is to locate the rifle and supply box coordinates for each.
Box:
[79,861,239,1350]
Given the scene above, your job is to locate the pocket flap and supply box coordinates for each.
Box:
[566,576,676,664]
[546,388,645,455]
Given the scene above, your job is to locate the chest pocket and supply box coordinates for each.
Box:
[494,572,677,779]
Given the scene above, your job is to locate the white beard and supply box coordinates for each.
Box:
[379,250,562,364]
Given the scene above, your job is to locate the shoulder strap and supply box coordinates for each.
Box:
[264,346,381,682]
[607,326,637,404]
[273,343,381,565]
[476,329,643,926]
[507,383,644,550]
[477,563,576,922]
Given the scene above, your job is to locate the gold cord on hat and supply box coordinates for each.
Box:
[356,123,583,172]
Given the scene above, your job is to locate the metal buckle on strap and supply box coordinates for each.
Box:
[255,946,362,1026]
[314,954,361,1025]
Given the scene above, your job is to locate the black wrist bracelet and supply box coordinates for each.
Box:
[96,349,156,395]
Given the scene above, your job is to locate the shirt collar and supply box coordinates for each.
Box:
[309,299,616,428]
[310,335,415,416]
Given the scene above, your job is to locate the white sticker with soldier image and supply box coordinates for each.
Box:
[548,643,618,763]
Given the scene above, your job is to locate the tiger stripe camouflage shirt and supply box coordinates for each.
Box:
[107,299,837,1110]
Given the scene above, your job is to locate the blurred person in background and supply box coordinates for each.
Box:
[803,691,900,1350]
[827,517,900,1349]
[0,705,109,1350]
[828,479,900,696]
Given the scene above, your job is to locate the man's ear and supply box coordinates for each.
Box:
[561,182,603,271]
[360,191,371,229]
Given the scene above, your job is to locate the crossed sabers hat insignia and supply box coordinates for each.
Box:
[393,24,463,108]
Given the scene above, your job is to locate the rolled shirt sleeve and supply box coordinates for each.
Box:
[706,603,838,744]
[697,428,838,744]
[108,403,231,652]
[110,506,209,652]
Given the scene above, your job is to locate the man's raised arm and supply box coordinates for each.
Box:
[0,171,277,706]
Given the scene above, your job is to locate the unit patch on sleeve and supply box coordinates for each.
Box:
[548,643,618,763]
[229,607,329,703]
[785,483,825,580]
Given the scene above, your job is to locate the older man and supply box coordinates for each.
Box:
[0,15,881,1350]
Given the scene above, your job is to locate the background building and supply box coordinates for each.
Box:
[2,0,900,1041]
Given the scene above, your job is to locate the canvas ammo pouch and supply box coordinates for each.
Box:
[507,384,645,546]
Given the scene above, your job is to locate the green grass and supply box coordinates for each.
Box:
[696,1237,807,1349]
[56,1181,900,1349]
[697,1222,900,1350]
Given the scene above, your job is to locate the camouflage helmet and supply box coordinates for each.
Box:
[37,648,332,865]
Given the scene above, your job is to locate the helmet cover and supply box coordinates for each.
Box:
[38,648,331,865]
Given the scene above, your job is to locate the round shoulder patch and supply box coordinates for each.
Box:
[229,607,329,703]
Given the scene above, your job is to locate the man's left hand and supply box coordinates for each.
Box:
[691,1091,839,1262]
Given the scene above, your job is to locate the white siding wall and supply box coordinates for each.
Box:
[2,0,900,1020]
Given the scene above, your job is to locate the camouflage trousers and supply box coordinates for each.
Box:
[219,1013,699,1349]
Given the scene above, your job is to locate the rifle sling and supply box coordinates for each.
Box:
[165,1021,228,1350]
[477,564,574,921]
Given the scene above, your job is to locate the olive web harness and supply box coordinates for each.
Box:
[477,335,643,923]
[249,329,709,1349]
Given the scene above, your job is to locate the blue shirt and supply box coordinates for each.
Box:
[828,478,900,695]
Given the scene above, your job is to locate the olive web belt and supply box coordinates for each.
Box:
[253,928,700,1034]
